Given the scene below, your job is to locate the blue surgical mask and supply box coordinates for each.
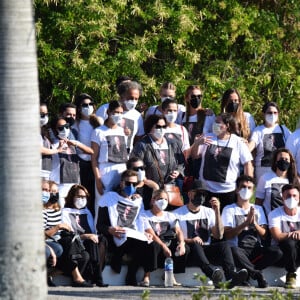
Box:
[42,191,50,204]
[123,184,136,197]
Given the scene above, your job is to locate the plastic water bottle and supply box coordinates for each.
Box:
[164,257,174,287]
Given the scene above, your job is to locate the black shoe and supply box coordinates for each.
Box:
[47,276,56,287]
[72,280,94,288]
[95,281,109,287]
[211,268,224,288]
[241,280,252,287]
[229,269,248,289]
[255,272,268,288]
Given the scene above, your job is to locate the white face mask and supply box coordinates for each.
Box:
[152,128,165,139]
[40,115,48,127]
[239,188,253,201]
[285,197,299,209]
[111,113,123,125]
[74,197,87,209]
[81,106,94,117]
[165,112,177,123]
[155,198,168,211]
[265,114,278,125]
[137,169,146,181]
[212,122,224,136]
[58,128,70,139]
[124,100,137,110]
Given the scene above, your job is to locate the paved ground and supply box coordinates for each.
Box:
[47,285,300,300]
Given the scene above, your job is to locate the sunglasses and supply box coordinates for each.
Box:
[57,123,70,131]
[81,103,94,108]
[40,113,48,118]
[155,125,167,129]
[191,94,203,99]
[124,181,138,187]
[132,166,145,172]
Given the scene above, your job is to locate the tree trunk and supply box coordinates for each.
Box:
[0,1,47,299]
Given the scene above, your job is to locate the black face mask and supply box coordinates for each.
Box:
[276,159,290,172]
[65,117,75,127]
[49,193,59,204]
[226,102,239,113]
[191,193,207,207]
[190,95,202,109]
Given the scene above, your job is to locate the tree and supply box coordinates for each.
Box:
[0,1,46,299]
[35,0,300,129]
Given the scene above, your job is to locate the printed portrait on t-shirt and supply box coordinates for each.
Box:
[116,202,138,229]
[261,133,285,167]
[165,132,183,150]
[203,144,232,183]
[106,135,127,163]
[119,118,134,149]
[234,214,259,248]
[270,183,284,210]
[149,220,170,237]
[186,219,209,242]
[183,121,204,145]
[281,220,300,233]
[59,152,80,184]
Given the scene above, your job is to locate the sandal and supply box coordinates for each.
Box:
[137,280,150,287]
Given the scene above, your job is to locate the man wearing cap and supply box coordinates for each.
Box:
[174,180,248,288]
[222,175,283,288]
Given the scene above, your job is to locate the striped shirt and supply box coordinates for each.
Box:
[43,208,61,230]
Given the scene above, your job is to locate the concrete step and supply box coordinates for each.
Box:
[51,266,300,287]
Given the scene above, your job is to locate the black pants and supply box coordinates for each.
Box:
[148,239,189,274]
[278,239,300,273]
[79,159,95,216]
[188,240,236,280]
[231,245,283,278]
[110,238,155,284]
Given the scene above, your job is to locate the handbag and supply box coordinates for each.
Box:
[59,230,86,260]
[164,183,183,207]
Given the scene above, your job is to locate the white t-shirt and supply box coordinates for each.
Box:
[97,191,149,246]
[73,120,93,161]
[174,205,215,245]
[165,124,190,151]
[121,109,145,151]
[268,206,300,245]
[145,104,186,125]
[255,170,289,216]
[182,113,215,143]
[142,210,179,236]
[96,104,144,151]
[250,124,291,168]
[222,203,267,247]
[286,128,300,175]
[91,125,128,164]
[198,133,253,193]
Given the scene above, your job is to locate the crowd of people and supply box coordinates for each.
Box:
[41,77,300,289]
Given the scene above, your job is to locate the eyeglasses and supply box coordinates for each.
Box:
[40,113,48,118]
[124,181,138,187]
[81,103,94,108]
[266,111,278,115]
[57,123,70,131]
[132,166,145,172]
[155,125,167,129]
